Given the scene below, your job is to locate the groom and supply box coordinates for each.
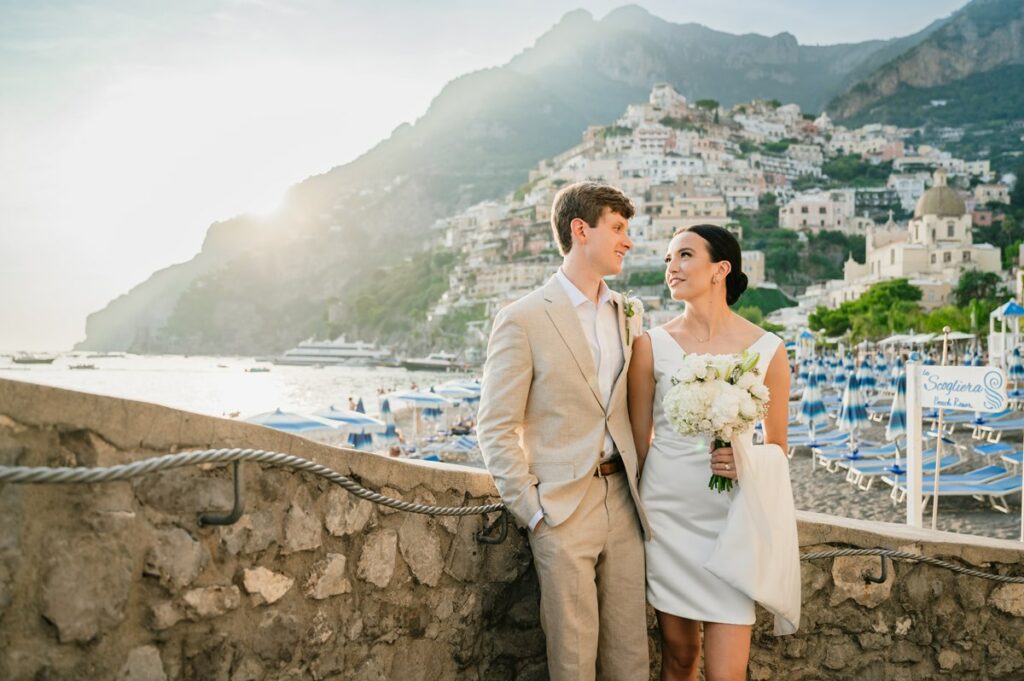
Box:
[478,181,650,680]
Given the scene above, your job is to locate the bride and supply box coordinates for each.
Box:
[627,224,794,681]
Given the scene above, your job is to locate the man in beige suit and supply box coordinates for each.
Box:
[478,182,650,680]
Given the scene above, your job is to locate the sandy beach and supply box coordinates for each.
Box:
[789,417,1023,541]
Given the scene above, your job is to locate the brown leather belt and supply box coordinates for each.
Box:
[594,457,624,477]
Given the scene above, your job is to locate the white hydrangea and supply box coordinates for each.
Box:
[663,350,771,443]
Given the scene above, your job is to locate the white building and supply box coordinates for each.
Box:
[779,189,857,233]
[812,170,1002,311]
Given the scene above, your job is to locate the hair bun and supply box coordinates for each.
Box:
[726,271,749,306]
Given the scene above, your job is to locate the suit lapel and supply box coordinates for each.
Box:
[543,278,604,408]
[609,291,631,409]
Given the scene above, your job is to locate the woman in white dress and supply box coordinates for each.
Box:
[627,225,792,681]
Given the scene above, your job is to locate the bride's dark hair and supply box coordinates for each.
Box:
[682,224,748,306]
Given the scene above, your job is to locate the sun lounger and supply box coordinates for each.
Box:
[885,465,1012,503]
[972,442,1016,459]
[974,418,1024,443]
[917,477,1024,513]
[1001,451,1023,467]
[813,441,901,473]
[845,449,962,491]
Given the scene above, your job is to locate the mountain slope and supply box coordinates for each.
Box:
[77,6,947,354]
[829,0,1024,120]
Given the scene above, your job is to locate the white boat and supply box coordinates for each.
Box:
[274,337,394,366]
[400,352,466,372]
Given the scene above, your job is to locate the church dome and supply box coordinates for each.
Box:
[914,169,966,219]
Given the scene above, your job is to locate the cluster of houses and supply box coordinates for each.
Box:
[425,84,1013,347]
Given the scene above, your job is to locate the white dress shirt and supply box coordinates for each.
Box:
[530,269,624,531]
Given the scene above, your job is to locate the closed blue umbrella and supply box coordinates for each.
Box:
[833,355,849,390]
[355,398,366,414]
[379,398,399,445]
[813,358,829,387]
[799,367,829,442]
[972,353,983,366]
[886,370,907,441]
[874,352,888,381]
[962,352,974,367]
[245,409,338,433]
[838,373,870,454]
[856,358,877,393]
[889,357,905,391]
[1009,347,1024,398]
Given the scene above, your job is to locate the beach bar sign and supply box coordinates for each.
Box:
[918,366,1008,412]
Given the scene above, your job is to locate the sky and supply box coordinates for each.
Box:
[0,0,969,352]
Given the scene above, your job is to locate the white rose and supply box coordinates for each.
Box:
[736,372,758,390]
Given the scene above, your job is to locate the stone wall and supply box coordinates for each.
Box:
[1,377,1024,680]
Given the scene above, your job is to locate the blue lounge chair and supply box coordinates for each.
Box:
[845,449,962,491]
[814,441,902,473]
[886,465,1012,503]
[917,477,1024,513]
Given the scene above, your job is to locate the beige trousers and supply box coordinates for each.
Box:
[528,471,648,681]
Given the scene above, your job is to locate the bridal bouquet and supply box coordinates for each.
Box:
[663,350,770,493]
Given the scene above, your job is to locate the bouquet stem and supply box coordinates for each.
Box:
[709,438,734,493]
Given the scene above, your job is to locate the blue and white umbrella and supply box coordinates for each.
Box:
[389,390,452,440]
[838,373,870,453]
[889,357,905,391]
[972,353,983,366]
[355,398,366,414]
[962,352,974,367]
[347,431,374,449]
[378,398,399,446]
[245,408,338,433]
[886,370,907,441]
[813,357,829,387]
[856,357,877,393]
[1010,347,1024,386]
[314,406,384,429]
[430,384,479,402]
[874,352,888,379]
[832,356,849,390]
[798,367,829,441]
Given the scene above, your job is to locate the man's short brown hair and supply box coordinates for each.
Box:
[550,182,635,255]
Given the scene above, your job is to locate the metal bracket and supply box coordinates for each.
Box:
[199,461,245,526]
[476,509,509,545]
[864,553,889,584]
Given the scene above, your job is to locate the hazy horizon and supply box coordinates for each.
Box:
[0,0,968,352]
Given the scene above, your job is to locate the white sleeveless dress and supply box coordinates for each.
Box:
[641,326,783,625]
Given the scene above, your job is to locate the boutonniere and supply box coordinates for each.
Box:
[623,291,644,345]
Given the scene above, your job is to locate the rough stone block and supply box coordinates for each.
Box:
[324,487,374,537]
[938,648,961,671]
[144,527,207,591]
[219,509,279,555]
[181,585,241,620]
[829,555,894,608]
[253,611,301,664]
[117,645,167,681]
[990,583,1024,617]
[149,600,185,631]
[377,487,403,515]
[444,515,483,583]
[41,538,133,643]
[399,514,444,587]
[242,566,294,605]
[304,553,352,599]
[283,502,322,554]
[357,529,398,588]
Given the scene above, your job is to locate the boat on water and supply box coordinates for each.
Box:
[400,352,467,372]
[274,337,395,367]
[69,364,97,370]
[12,354,57,365]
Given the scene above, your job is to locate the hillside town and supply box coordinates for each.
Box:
[426,84,1014,354]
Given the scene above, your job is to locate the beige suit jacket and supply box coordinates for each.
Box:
[477,276,651,538]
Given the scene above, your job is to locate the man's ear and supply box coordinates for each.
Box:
[570,217,589,245]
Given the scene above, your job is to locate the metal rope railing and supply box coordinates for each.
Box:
[3,449,1024,580]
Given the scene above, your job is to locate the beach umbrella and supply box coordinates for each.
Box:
[856,357,877,393]
[962,352,974,367]
[812,357,828,387]
[355,398,366,414]
[798,368,829,442]
[886,370,907,441]
[347,431,374,449]
[378,398,399,445]
[890,357,905,391]
[972,354,983,366]
[1010,348,1024,386]
[245,409,338,433]
[797,358,810,385]
[314,406,384,429]
[838,373,870,454]
[389,390,452,441]
[430,384,479,401]
[874,353,888,385]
